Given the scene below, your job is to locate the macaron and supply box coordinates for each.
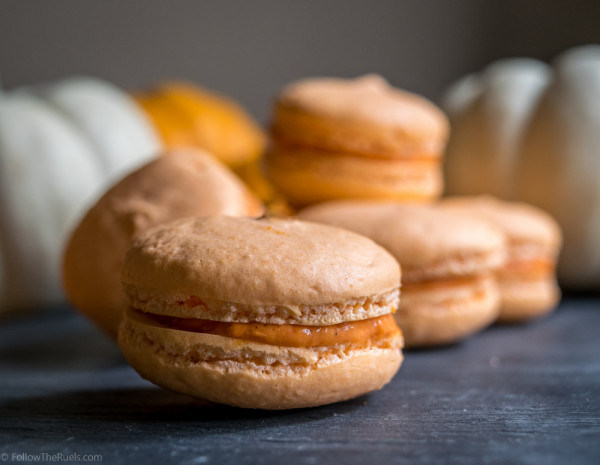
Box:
[266,74,449,207]
[118,216,403,409]
[298,201,505,347]
[63,150,263,338]
[441,196,562,322]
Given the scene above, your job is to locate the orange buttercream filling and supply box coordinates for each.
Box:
[271,137,440,162]
[132,309,400,347]
[402,275,480,293]
[501,259,555,276]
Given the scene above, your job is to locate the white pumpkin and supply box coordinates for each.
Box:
[443,45,600,289]
[0,91,104,310]
[515,46,600,288]
[0,77,161,313]
[443,58,550,198]
[39,77,160,183]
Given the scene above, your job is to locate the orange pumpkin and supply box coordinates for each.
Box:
[134,82,290,215]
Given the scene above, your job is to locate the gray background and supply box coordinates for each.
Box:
[1,0,600,121]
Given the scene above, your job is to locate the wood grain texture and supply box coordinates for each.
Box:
[1,299,599,464]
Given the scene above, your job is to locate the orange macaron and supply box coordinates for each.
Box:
[266,75,449,207]
[441,196,562,322]
[298,201,506,347]
[118,216,403,409]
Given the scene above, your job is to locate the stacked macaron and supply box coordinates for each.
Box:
[118,217,404,409]
[441,196,562,322]
[299,201,506,347]
[266,75,449,207]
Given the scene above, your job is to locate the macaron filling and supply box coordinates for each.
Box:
[399,274,499,311]
[271,137,441,161]
[127,308,401,348]
[500,258,555,277]
[401,274,486,292]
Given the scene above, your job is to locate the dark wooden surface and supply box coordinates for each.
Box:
[1,299,599,465]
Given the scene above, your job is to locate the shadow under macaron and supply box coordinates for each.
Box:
[1,386,369,429]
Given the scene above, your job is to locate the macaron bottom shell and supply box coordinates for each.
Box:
[396,275,501,348]
[497,275,560,323]
[266,145,441,207]
[118,310,403,410]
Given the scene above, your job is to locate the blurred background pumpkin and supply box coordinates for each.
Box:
[0,77,159,312]
[444,46,600,290]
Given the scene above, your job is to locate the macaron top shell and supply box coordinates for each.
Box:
[122,216,400,311]
[277,74,448,142]
[441,196,562,249]
[297,201,505,282]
